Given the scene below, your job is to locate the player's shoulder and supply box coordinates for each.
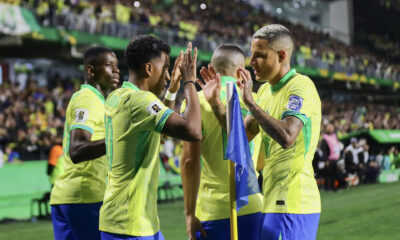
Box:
[257,82,270,93]
[69,88,101,110]
[287,73,318,94]
[291,73,315,88]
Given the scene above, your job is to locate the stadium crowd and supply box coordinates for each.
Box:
[313,105,400,191]
[1,0,399,82]
[0,74,74,163]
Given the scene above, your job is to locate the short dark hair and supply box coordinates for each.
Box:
[215,44,245,58]
[125,35,171,71]
[83,46,113,65]
[253,24,294,47]
[211,44,245,76]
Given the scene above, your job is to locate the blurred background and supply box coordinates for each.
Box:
[0,0,399,239]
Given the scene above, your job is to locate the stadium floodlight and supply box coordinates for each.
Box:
[134,1,140,8]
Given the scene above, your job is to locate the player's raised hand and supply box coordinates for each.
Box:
[168,50,184,93]
[236,66,255,105]
[198,65,221,106]
[185,215,207,240]
[179,42,198,83]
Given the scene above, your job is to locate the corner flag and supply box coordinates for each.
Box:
[225,85,260,210]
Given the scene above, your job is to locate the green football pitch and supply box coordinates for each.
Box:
[0,182,399,240]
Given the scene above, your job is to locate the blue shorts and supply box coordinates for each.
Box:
[51,202,102,240]
[196,212,262,240]
[101,231,165,240]
[260,213,320,240]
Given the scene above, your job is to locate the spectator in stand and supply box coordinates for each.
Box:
[358,144,370,166]
[5,143,22,164]
[344,138,365,184]
[321,124,345,191]
[16,0,400,82]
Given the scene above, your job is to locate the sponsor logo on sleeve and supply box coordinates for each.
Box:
[74,108,89,123]
[287,95,303,111]
[146,101,165,115]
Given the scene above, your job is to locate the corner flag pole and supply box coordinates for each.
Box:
[226,82,238,240]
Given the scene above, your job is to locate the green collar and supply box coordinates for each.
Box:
[220,76,237,86]
[271,69,297,92]
[122,81,140,91]
[81,84,105,103]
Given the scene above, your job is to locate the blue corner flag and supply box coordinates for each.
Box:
[225,87,260,210]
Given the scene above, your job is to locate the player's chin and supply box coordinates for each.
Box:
[255,76,268,83]
[110,82,119,90]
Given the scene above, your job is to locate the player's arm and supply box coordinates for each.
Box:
[198,65,260,141]
[163,51,183,109]
[196,65,228,133]
[237,67,303,149]
[69,129,106,164]
[162,42,202,142]
[180,141,207,240]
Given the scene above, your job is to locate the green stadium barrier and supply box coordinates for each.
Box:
[339,130,400,143]
[158,160,183,202]
[0,161,50,220]
[378,169,400,183]
[0,160,183,220]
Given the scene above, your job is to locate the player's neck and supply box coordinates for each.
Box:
[84,80,106,97]
[269,64,291,86]
[128,74,149,91]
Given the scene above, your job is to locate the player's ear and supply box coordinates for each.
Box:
[277,50,286,63]
[86,65,95,79]
[144,62,152,78]
[236,67,243,81]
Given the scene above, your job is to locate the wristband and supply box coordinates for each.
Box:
[164,89,177,101]
[183,81,196,87]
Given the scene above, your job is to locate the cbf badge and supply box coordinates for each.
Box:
[146,101,165,115]
[74,108,89,123]
[287,95,303,111]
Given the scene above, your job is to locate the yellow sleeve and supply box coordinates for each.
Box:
[69,94,101,134]
[281,77,316,125]
[130,92,174,133]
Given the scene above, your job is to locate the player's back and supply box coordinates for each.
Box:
[183,76,263,221]
[100,81,174,236]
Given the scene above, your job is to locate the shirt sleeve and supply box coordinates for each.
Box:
[69,94,100,134]
[130,92,174,133]
[280,79,313,126]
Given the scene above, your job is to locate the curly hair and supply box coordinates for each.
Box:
[125,35,171,71]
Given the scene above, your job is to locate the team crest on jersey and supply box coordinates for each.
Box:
[287,95,303,111]
[146,101,164,115]
[74,108,89,123]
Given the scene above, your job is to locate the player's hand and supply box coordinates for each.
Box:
[168,50,184,93]
[180,42,198,83]
[185,214,207,240]
[236,66,255,105]
[198,65,221,107]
